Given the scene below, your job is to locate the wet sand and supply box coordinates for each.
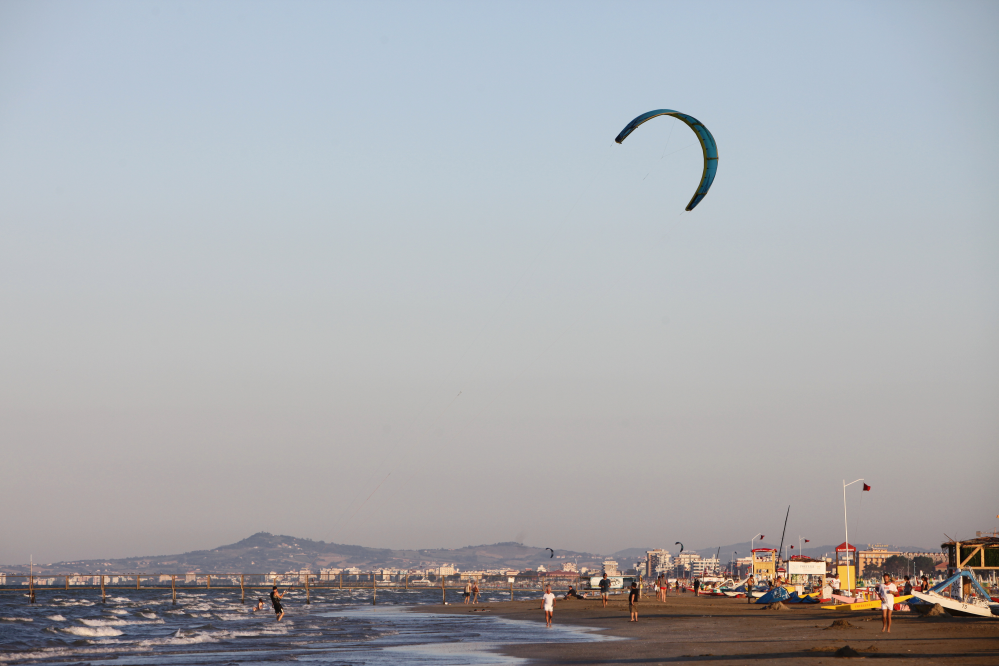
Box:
[416,593,999,664]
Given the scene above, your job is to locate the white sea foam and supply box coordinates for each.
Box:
[79,617,164,627]
[61,625,124,637]
[213,613,253,621]
[0,617,32,622]
[80,618,130,627]
[0,647,76,663]
[0,644,153,663]
[138,630,222,646]
[46,614,67,621]
[54,598,95,606]
[109,608,129,615]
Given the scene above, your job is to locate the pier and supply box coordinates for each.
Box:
[0,571,593,605]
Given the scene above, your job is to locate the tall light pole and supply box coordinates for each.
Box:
[843,478,864,589]
[751,533,763,551]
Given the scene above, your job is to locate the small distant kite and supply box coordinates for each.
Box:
[675,541,684,555]
[615,109,718,211]
[545,548,554,559]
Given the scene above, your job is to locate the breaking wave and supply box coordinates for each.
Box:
[61,625,124,637]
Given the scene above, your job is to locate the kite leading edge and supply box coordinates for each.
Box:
[615,110,718,211]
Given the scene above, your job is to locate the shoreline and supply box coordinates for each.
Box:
[412,593,999,664]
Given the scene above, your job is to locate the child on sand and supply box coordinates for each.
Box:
[628,582,639,622]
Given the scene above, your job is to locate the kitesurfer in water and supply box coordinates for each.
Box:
[270,585,288,621]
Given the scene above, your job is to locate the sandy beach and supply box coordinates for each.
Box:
[416,593,999,664]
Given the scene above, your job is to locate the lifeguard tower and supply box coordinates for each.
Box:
[751,549,777,582]
[835,542,857,591]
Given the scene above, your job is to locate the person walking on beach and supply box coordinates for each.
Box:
[693,578,700,597]
[876,573,897,633]
[463,580,472,604]
[599,573,611,607]
[270,585,289,621]
[472,580,480,604]
[902,576,912,596]
[541,584,556,627]
[628,581,640,622]
[746,574,756,604]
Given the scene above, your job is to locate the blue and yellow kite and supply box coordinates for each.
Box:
[615,110,718,211]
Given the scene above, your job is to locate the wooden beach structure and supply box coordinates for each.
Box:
[942,534,999,575]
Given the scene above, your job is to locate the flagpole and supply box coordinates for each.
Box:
[843,478,864,589]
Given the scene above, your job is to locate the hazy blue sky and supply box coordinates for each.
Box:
[1,0,997,565]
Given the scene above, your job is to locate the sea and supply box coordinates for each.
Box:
[0,588,610,665]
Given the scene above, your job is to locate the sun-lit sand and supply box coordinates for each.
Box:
[417,592,999,664]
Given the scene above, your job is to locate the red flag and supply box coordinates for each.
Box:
[804,539,810,543]
[863,483,871,491]
[760,535,765,539]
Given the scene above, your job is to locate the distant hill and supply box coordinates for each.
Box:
[2,533,607,575]
[3,534,942,575]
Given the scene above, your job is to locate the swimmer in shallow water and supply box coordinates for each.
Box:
[251,598,265,612]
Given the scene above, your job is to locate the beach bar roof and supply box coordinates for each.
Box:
[941,535,999,571]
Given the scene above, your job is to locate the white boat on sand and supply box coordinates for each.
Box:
[909,570,996,618]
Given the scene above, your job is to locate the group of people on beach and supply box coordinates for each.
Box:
[242,569,933,633]
[540,573,642,626]
[462,580,480,604]
[653,573,673,601]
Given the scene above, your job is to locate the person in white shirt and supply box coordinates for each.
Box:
[876,573,898,633]
[540,584,556,627]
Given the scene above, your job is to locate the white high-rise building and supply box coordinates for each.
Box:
[691,556,719,578]
[602,559,620,575]
[675,552,701,577]
[646,549,672,577]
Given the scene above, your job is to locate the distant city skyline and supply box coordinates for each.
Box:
[1,1,996,565]
[0,531,948,571]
